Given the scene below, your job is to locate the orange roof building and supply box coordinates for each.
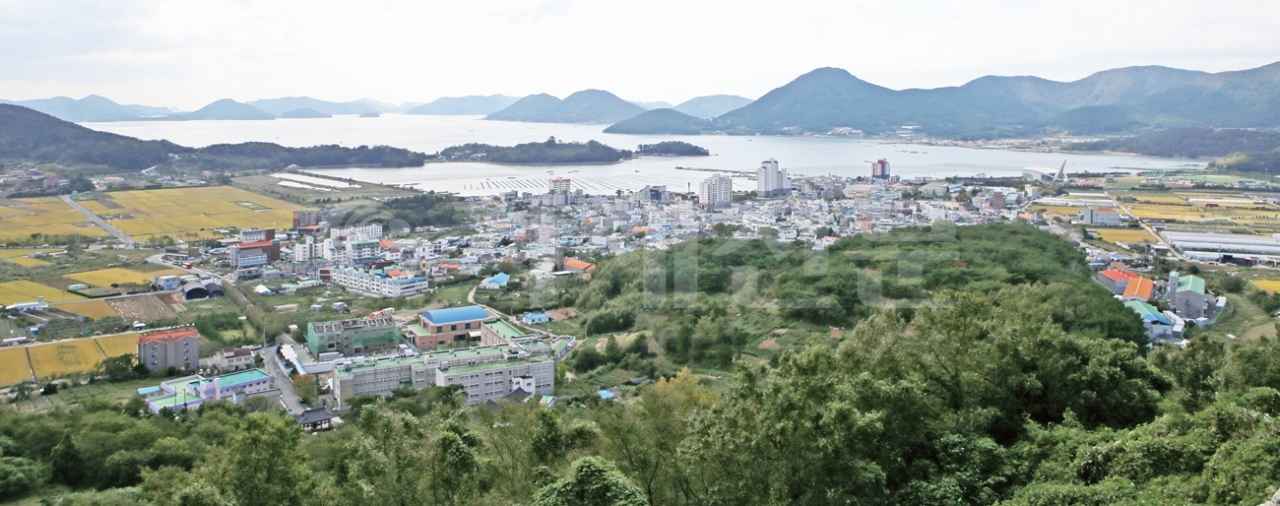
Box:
[137,328,201,372]
[563,258,597,273]
[1096,269,1139,295]
[1122,276,1155,301]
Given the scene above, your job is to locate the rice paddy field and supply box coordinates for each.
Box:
[27,338,104,379]
[56,299,120,319]
[1251,280,1280,294]
[0,346,33,386]
[0,197,110,241]
[0,280,84,306]
[1091,228,1157,244]
[99,186,306,240]
[1128,193,1189,204]
[94,332,140,357]
[4,256,51,267]
[66,267,186,287]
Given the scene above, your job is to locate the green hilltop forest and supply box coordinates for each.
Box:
[4,225,1280,505]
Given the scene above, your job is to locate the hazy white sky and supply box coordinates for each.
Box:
[2,0,1278,110]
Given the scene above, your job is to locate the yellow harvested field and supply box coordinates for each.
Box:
[1252,280,1280,294]
[1126,204,1213,220]
[58,299,119,319]
[0,198,108,240]
[1092,228,1157,244]
[0,347,33,387]
[5,256,51,267]
[0,280,83,306]
[0,248,60,259]
[100,186,307,239]
[27,339,104,379]
[94,333,140,358]
[66,267,184,287]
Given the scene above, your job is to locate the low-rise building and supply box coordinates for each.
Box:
[1121,276,1155,301]
[305,317,403,357]
[1168,271,1209,319]
[417,305,489,350]
[522,312,551,325]
[138,328,201,372]
[142,368,278,414]
[480,272,510,290]
[329,265,430,298]
[1078,207,1122,227]
[1125,300,1173,341]
[480,319,534,347]
[216,348,254,371]
[1096,269,1139,294]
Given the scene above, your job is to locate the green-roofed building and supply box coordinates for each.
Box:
[305,316,403,357]
[480,319,534,346]
[1168,271,1209,319]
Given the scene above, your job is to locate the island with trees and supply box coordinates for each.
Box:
[437,137,633,164]
[635,141,709,156]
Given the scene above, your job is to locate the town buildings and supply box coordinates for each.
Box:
[756,159,790,197]
[305,317,403,356]
[1168,271,1209,319]
[329,265,430,298]
[417,305,490,350]
[871,159,890,180]
[137,328,201,372]
[699,174,733,208]
[1078,206,1122,227]
[137,368,278,414]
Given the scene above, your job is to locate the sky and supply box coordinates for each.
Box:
[2,0,1279,110]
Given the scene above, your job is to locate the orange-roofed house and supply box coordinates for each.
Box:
[563,258,597,273]
[1096,269,1140,294]
[137,328,201,372]
[1121,276,1155,301]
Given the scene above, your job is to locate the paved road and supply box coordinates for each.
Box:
[61,195,135,246]
[262,341,306,414]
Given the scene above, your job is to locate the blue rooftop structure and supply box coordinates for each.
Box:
[481,272,510,289]
[421,305,489,325]
[597,390,616,400]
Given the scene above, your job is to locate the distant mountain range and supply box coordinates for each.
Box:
[485,90,647,124]
[11,61,1280,136]
[619,63,1280,137]
[672,95,754,119]
[0,104,428,171]
[406,95,520,115]
[280,107,332,119]
[0,95,176,122]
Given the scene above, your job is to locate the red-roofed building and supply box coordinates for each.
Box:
[1122,276,1155,301]
[137,328,201,372]
[1096,269,1140,294]
[562,258,596,273]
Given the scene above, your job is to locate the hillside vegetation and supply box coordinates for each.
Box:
[1070,128,1280,158]
[5,225,1280,505]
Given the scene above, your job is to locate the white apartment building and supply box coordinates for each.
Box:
[756,159,789,197]
[329,265,431,298]
[294,235,319,262]
[549,177,572,193]
[345,239,380,264]
[700,174,734,208]
[330,223,383,241]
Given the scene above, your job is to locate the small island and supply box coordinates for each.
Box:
[438,137,632,164]
[636,141,710,156]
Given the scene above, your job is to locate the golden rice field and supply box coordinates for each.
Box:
[0,346,33,387]
[0,280,84,306]
[1251,280,1280,294]
[0,248,60,259]
[27,339,104,379]
[66,267,185,287]
[100,187,306,239]
[4,256,51,267]
[94,332,140,358]
[1125,204,1216,220]
[1091,228,1157,244]
[57,299,119,319]
[0,198,108,240]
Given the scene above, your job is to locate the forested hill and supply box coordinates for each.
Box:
[7,223,1280,505]
[0,104,430,171]
[0,103,186,170]
[438,138,632,164]
[1069,128,1280,158]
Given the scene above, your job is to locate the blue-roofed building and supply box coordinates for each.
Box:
[522,312,551,325]
[480,272,510,290]
[417,305,490,350]
[1124,300,1173,341]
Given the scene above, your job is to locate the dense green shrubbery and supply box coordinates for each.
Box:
[439,138,631,164]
